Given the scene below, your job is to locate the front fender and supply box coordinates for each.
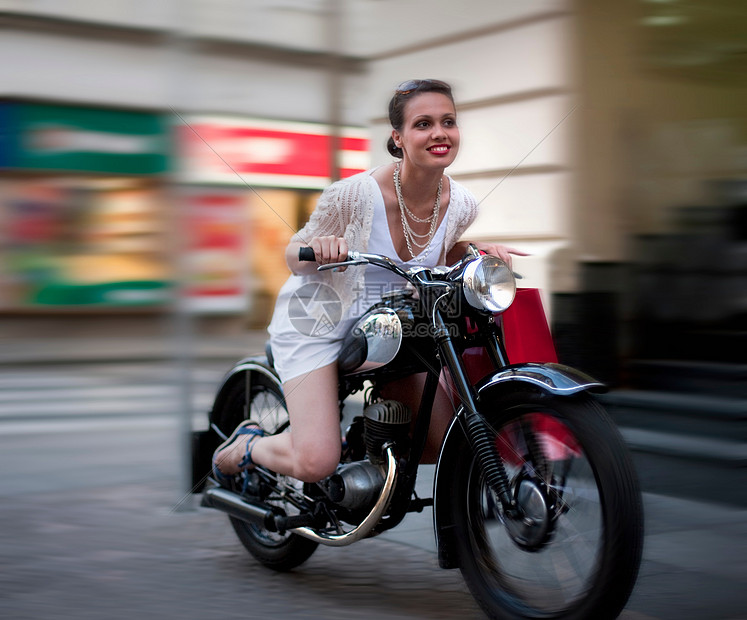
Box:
[475,362,605,396]
[432,362,604,568]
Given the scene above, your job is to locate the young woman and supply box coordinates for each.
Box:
[213,79,523,484]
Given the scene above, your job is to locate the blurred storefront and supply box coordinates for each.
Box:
[177,114,369,324]
[2,1,743,352]
[0,101,370,325]
[0,101,171,311]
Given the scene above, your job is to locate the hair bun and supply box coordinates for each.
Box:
[387,136,403,158]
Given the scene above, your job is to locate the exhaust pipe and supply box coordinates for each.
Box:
[291,445,397,547]
[201,486,277,530]
[201,445,398,547]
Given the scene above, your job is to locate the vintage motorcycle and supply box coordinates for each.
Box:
[192,245,643,620]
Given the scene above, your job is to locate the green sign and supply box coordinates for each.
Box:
[4,103,169,175]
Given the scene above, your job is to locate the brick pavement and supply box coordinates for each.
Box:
[2,473,746,620]
[2,325,746,619]
[0,476,482,620]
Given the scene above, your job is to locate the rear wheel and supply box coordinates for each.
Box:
[451,390,643,619]
[211,368,318,571]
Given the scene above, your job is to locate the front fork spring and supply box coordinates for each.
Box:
[466,413,519,517]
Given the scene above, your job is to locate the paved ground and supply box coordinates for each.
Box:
[0,473,480,620]
[0,330,266,367]
[1,327,745,619]
[1,470,746,620]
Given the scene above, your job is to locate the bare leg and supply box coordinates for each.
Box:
[381,371,458,463]
[215,362,342,483]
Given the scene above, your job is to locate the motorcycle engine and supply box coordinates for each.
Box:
[362,399,411,464]
[324,400,411,521]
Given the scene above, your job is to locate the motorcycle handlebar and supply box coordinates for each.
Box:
[298,246,411,281]
[298,245,522,281]
[298,245,520,279]
[298,246,316,262]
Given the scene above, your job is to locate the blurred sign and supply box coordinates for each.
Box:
[0,102,169,175]
[179,115,369,189]
[1,179,172,308]
[183,189,249,313]
[0,103,12,168]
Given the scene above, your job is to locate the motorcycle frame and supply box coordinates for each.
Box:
[382,269,604,549]
[193,253,604,556]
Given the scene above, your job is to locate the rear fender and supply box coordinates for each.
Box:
[209,355,281,426]
[191,355,280,492]
[432,363,604,568]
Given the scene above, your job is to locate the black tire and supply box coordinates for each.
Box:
[450,389,643,620]
[211,369,318,571]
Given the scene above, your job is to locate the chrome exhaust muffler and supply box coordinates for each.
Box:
[201,485,277,529]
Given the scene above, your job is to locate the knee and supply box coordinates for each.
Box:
[293,448,339,483]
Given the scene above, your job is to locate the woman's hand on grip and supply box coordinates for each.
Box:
[476,243,529,269]
[310,236,348,269]
[288,236,348,275]
[447,241,529,269]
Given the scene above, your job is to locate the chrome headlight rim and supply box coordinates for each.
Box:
[462,255,517,313]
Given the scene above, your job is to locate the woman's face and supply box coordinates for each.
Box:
[393,91,460,170]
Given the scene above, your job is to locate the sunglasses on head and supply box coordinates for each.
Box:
[395,79,451,96]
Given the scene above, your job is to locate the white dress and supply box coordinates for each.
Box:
[268,175,448,383]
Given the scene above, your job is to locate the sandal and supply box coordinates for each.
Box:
[212,420,265,485]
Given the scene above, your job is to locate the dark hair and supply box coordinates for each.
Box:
[386,79,454,158]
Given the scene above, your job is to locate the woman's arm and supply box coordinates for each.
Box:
[285,178,351,275]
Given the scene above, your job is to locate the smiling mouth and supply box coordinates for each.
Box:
[428,145,450,154]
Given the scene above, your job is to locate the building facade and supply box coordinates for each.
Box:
[2,0,745,368]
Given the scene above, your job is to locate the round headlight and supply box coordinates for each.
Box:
[463,255,516,313]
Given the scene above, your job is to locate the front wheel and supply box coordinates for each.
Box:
[451,390,643,620]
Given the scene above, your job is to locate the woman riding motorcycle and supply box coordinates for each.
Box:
[212,78,525,485]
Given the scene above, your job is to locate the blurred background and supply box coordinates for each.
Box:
[0,0,745,503]
[0,4,745,618]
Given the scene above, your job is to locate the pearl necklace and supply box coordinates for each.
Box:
[393,162,442,262]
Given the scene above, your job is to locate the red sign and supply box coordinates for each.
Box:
[184,190,248,312]
[179,116,369,189]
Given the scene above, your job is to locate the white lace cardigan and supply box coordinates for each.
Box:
[290,168,479,310]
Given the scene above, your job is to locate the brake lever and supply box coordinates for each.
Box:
[317,259,370,271]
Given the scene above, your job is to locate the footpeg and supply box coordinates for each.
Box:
[274,512,318,534]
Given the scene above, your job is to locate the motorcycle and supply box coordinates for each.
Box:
[192,244,643,620]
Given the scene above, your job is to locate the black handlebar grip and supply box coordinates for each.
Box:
[298,246,316,262]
